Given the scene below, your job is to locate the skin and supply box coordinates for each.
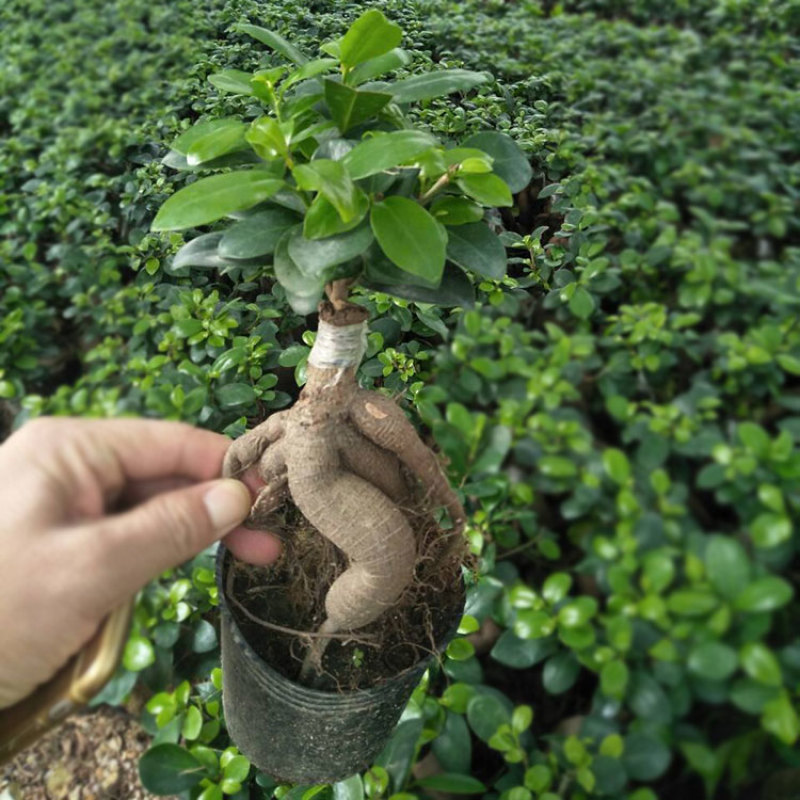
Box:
[0,417,282,709]
[224,304,465,676]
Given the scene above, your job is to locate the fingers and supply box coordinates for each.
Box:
[75,478,252,614]
[224,527,283,566]
[14,417,232,500]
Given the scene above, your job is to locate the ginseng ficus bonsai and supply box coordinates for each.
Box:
[152,9,530,682]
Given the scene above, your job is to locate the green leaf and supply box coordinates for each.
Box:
[224,755,251,783]
[688,641,738,681]
[445,223,507,279]
[333,775,364,800]
[216,383,257,407]
[192,619,218,653]
[364,261,474,307]
[539,456,577,478]
[350,48,411,85]
[390,69,489,103]
[304,193,369,239]
[287,222,373,276]
[466,694,509,741]
[343,130,437,179]
[236,24,308,65]
[447,638,476,661]
[123,636,155,672]
[432,712,472,774]
[705,536,751,600]
[569,287,595,319]
[283,58,338,90]
[463,131,532,193]
[628,672,673,724]
[138,744,206,794]
[600,660,629,699]
[731,679,780,714]
[171,234,226,273]
[542,652,580,694]
[735,576,794,612]
[375,718,423,792]
[750,512,793,548]
[172,119,246,162]
[430,196,484,226]
[456,173,513,208]
[622,734,671,781]
[246,116,290,161]
[273,231,325,313]
[762,691,800,745]
[152,172,284,231]
[218,208,298,259]
[738,422,770,455]
[603,448,630,484]
[181,706,203,741]
[324,80,392,133]
[417,774,486,795]
[339,10,403,69]
[208,70,255,96]
[293,159,366,223]
[490,631,556,668]
[371,196,446,282]
[741,642,783,687]
[667,589,718,616]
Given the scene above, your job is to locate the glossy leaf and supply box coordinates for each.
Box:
[350,48,411,85]
[456,173,513,207]
[430,196,484,226]
[445,223,507,279]
[371,196,447,282]
[207,69,254,96]
[342,130,437,179]
[390,69,489,103]
[735,577,794,613]
[705,536,751,600]
[304,193,368,239]
[364,261,475,307]
[339,10,402,69]
[287,222,373,275]
[236,24,308,65]
[138,744,206,794]
[463,131,532,192]
[293,159,366,223]
[218,207,299,259]
[152,172,284,231]
[324,80,392,133]
[688,641,738,681]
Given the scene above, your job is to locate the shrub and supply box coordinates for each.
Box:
[3,0,800,798]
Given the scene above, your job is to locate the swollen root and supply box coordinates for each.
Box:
[222,302,465,681]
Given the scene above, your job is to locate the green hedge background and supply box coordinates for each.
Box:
[2,0,800,798]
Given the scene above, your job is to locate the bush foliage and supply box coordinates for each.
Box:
[2,0,800,798]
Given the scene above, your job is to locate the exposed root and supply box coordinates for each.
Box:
[222,300,467,687]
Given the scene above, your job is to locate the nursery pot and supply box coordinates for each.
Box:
[216,545,464,784]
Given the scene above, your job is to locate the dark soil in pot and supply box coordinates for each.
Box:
[224,509,466,693]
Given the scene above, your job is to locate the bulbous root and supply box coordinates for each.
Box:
[222,309,465,681]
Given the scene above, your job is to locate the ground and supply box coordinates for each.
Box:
[0,706,166,800]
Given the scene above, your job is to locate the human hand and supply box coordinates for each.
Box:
[0,417,281,709]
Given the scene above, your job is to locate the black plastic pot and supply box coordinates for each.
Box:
[216,545,464,784]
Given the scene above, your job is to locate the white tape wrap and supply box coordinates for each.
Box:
[308,319,368,369]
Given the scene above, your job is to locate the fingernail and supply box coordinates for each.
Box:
[204,479,252,532]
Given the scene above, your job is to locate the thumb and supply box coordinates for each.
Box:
[75,478,252,612]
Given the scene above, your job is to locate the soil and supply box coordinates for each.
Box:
[225,507,466,692]
[0,705,165,800]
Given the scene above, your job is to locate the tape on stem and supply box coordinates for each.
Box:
[308,320,367,369]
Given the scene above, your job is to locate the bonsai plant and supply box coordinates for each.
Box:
[151,8,531,782]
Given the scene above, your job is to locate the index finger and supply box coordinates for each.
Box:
[14,417,231,498]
